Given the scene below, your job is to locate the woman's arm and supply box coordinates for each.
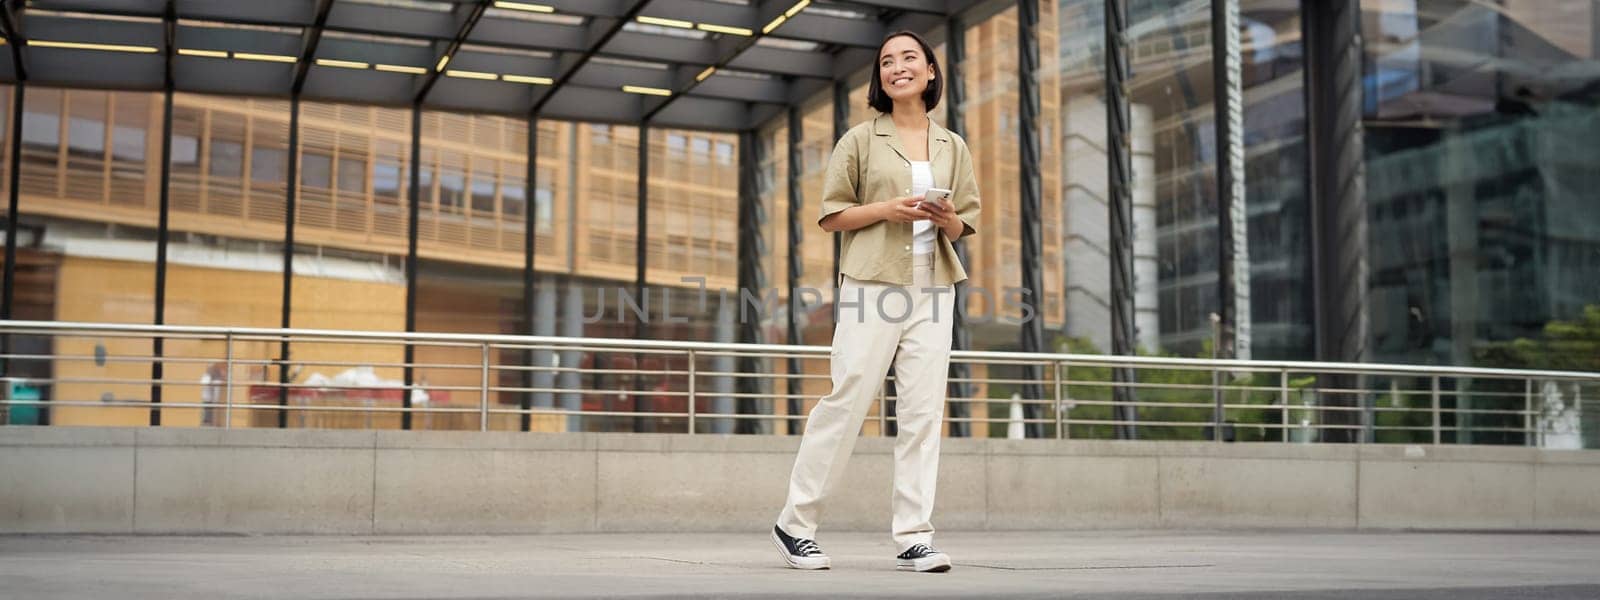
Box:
[815,128,930,232]
[820,199,929,232]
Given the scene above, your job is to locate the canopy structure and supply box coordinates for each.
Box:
[0,0,1002,131]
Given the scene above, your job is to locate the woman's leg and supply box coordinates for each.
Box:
[777,277,904,539]
[889,255,955,550]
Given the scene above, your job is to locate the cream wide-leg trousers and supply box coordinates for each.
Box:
[777,252,954,551]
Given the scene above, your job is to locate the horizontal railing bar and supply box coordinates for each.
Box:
[9,320,1591,382]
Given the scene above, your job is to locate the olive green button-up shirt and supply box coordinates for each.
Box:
[818,113,982,287]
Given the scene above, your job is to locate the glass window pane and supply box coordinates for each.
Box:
[440,172,464,211]
[471,176,495,214]
[503,177,525,217]
[209,140,243,178]
[251,146,286,183]
[1361,0,1600,381]
[338,156,365,193]
[111,124,144,161]
[373,161,401,203]
[67,116,105,155]
[302,151,331,188]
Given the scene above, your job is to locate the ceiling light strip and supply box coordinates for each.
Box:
[377,63,428,74]
[622,85,672,97]
[492,1,555,12]
[503,74,553,85]
[316,58,369,69]
[445,69,498,80]
[696,23,752,36]
[30,40,158,53]
[637,16,694,29]
[234,52,297,63]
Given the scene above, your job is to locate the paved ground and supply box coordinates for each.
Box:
[3,530,1599,599]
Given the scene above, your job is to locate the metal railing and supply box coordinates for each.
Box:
[0,320,1595,448]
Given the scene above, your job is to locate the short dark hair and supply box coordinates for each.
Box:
[866,30,942,114]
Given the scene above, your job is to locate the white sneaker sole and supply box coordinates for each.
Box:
[771,529,830,570]
[897,553,952,573]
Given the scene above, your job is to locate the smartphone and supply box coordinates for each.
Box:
[919,187,953,212]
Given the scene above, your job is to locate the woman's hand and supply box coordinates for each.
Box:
[877,197,931,224]
[923,199,964,240]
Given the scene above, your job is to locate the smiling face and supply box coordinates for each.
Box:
[877,34,935,108]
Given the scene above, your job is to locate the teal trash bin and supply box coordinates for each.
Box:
[7,382,41,425]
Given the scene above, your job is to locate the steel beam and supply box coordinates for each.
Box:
[735,129,768,434]
[291,0,336,94]
[521,113,539,432]
[149,1,176,427]
[1214,0,1251,369]
[943,12,970,438]
[1105,0,1138,439]
[412,1,488,104]
[0,0,29,81]
[634,123,651,433]
[1,0,25,326]
[402,103,422,431]
[1015,0,1046,439]
[278,96,299,429]
[785,106,804,435]
[1303,0,1370,443]
[532,0,652,114]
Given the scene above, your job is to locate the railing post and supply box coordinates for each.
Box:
[883,385,896,438]
[223,333,234,429]
[1431,375,1441,445]
[1524,377,1534,448]
[1280,369,1289,442]
[479,342,490,432]
[1054,361,1064,439]
[686,350,696,435]
[1361,386,1372,444]
[1212,365,1224,443]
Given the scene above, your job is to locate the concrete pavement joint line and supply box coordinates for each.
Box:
[957,562,1216,571]
[592,447,599,532]
[369,434,377,535]
[1355,452,1363,529]
[1532,458,1541,527]
[130,437,140,534]
[612,555,760,569]
[1155,454,1164,526]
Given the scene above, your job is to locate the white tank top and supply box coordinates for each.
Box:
[910,161,936,255]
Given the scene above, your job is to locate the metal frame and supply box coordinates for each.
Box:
[413,1,490,105]
[1105,0,1138,440]
[0,0,23,325]
[1016,0,1046,439]
[1213,0,1249,364]
[633,122,651,432]
[521,113,539,432]
[148,0,176,426]
[734,127,767,434]
[0,0,1434,444]
[943,11,970,439]
[402,103,422,430]
[278,96,299,429]
[1,1,982,130]
[784,104,803,435]
[1303,0,1370,443]
[0,0,24,424]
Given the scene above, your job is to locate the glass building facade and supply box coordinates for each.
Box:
[1,0,1597,438]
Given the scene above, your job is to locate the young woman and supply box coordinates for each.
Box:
[771,30,981,573]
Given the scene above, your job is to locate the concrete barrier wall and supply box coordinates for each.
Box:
[3,427,1599,535]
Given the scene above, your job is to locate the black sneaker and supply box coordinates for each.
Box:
[896,543,952,572]
[771,525,830,570]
